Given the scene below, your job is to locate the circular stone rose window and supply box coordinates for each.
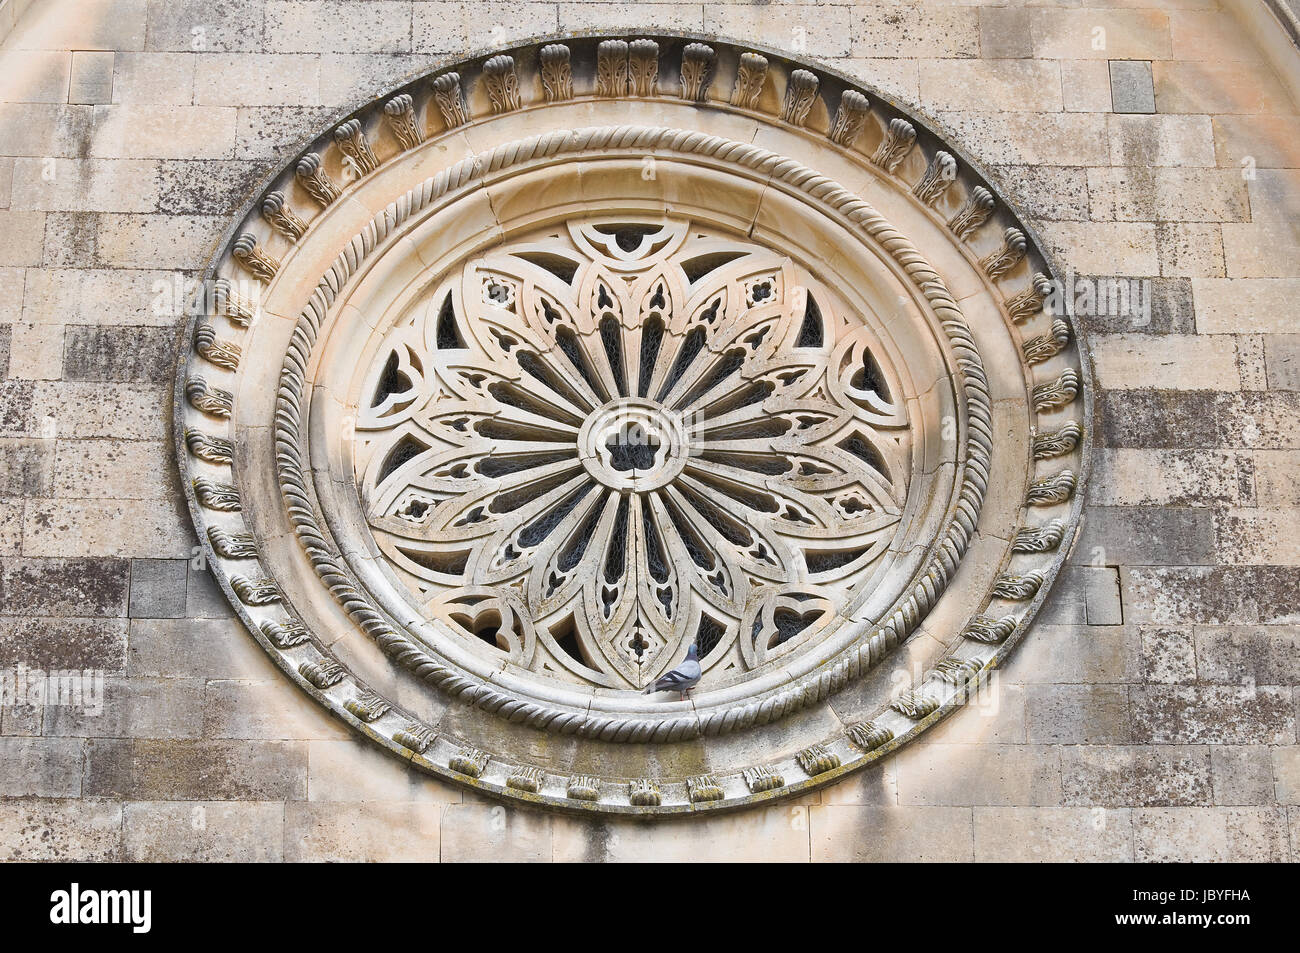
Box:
[177,33,1091,813]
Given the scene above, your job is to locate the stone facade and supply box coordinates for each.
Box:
[0,0,1298,861]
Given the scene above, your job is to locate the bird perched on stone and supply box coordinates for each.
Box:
[642,644,701,699]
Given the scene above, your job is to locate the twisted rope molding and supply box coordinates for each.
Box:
[272,124,993,743]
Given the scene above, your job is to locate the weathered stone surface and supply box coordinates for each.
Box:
[0,616,127,672]
[1264,336,1300,390]
[91,106,236,160]
[1192,278,1300,334]
[1108,60,1155,114]
[0,438,51,496]
[1091,449,1242,506]
[0,799,122,861]
[1213,509,1300,565]
[1074,505,1215,566]
[1130,686,1295,744]
[0,737,84,797]
[124,801,284,861]
[145,0,267,53]
[156,159,264,215]
[55,440,176,500]
[83,738,308,800]
[1123,566,1300,625]
[810,806,974,862]
[193,54,322,107]
[185,564,236,619]
[128,617,277,680]
[707,4,850,58]
[23,499,192,558]
[1096,390,1300,450]
[306,739,461,804]
[990,164,1090,221]
[1089,167,1248,223]
[920,60,1062,113]
[1061,60,1111,113]
[68,51,115,105]
[45,676,202,739]
[111,52,197,104]
[1134,807,1290,862]
[979,7,1032,59]
[0,557,129,617]
[1212,747,1276,806]
[1140,626,1197,684]
[63,326,178,382]
[1009,624,1141,684]
[1026,684,1132,743]
[441,804,554,862]
[267,0,414,54]
[895,744,1062,806]
[1194,626,1300,684]
[233,105,338,159]
[30,382,170,440]
[1108,114,1216,168]
[554,806,812,862]
[204,679,351,741]
[284,801,441,862]
[1031,9,1172,61]
[1254,450,1300,503]
[974,807,1133,862]
[1060,746,1212,807]
[8,158,159,213]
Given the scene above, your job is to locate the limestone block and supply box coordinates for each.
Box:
[111,52,197,104]
[1108,114,1216,167]
[1140,625,1198,684]
[0,51,72,104]
[264,0,413,54]
[1027,684,1133,744]
[0,557,129,617]
[83,738,308,800]
[1060,745,1212,807]
[1194,625,1300,685]
[1134,807,1290,862]
[920,60,1062,113]
[0,800,122,861]
[127,558,188,618]
[1212,746,1276,806]
[284,802,441,861]
[123,801,284,861]
[974,807,1133,862]
[68,51,114,105]
[194,54,323,107]
[0,737,84,797]
[1129,685,1295,744]
[45,676,203,739]
[852,5,979,58]
[0,616,127,672]
[895,743,1063,806]
[811,806,975,862]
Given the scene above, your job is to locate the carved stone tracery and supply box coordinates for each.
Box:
[175,33,1091,815]
[354,218,910,689]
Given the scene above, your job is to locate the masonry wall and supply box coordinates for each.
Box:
[0,0,1297,862]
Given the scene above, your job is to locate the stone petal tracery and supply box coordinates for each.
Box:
[354,219,910,689]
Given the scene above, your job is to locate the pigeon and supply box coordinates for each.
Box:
[642,644,701,699]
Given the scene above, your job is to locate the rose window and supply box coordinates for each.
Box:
[353,219,910,688]
[177,34,1089,812]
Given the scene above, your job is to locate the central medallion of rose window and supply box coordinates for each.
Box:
[352,218,910,689]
